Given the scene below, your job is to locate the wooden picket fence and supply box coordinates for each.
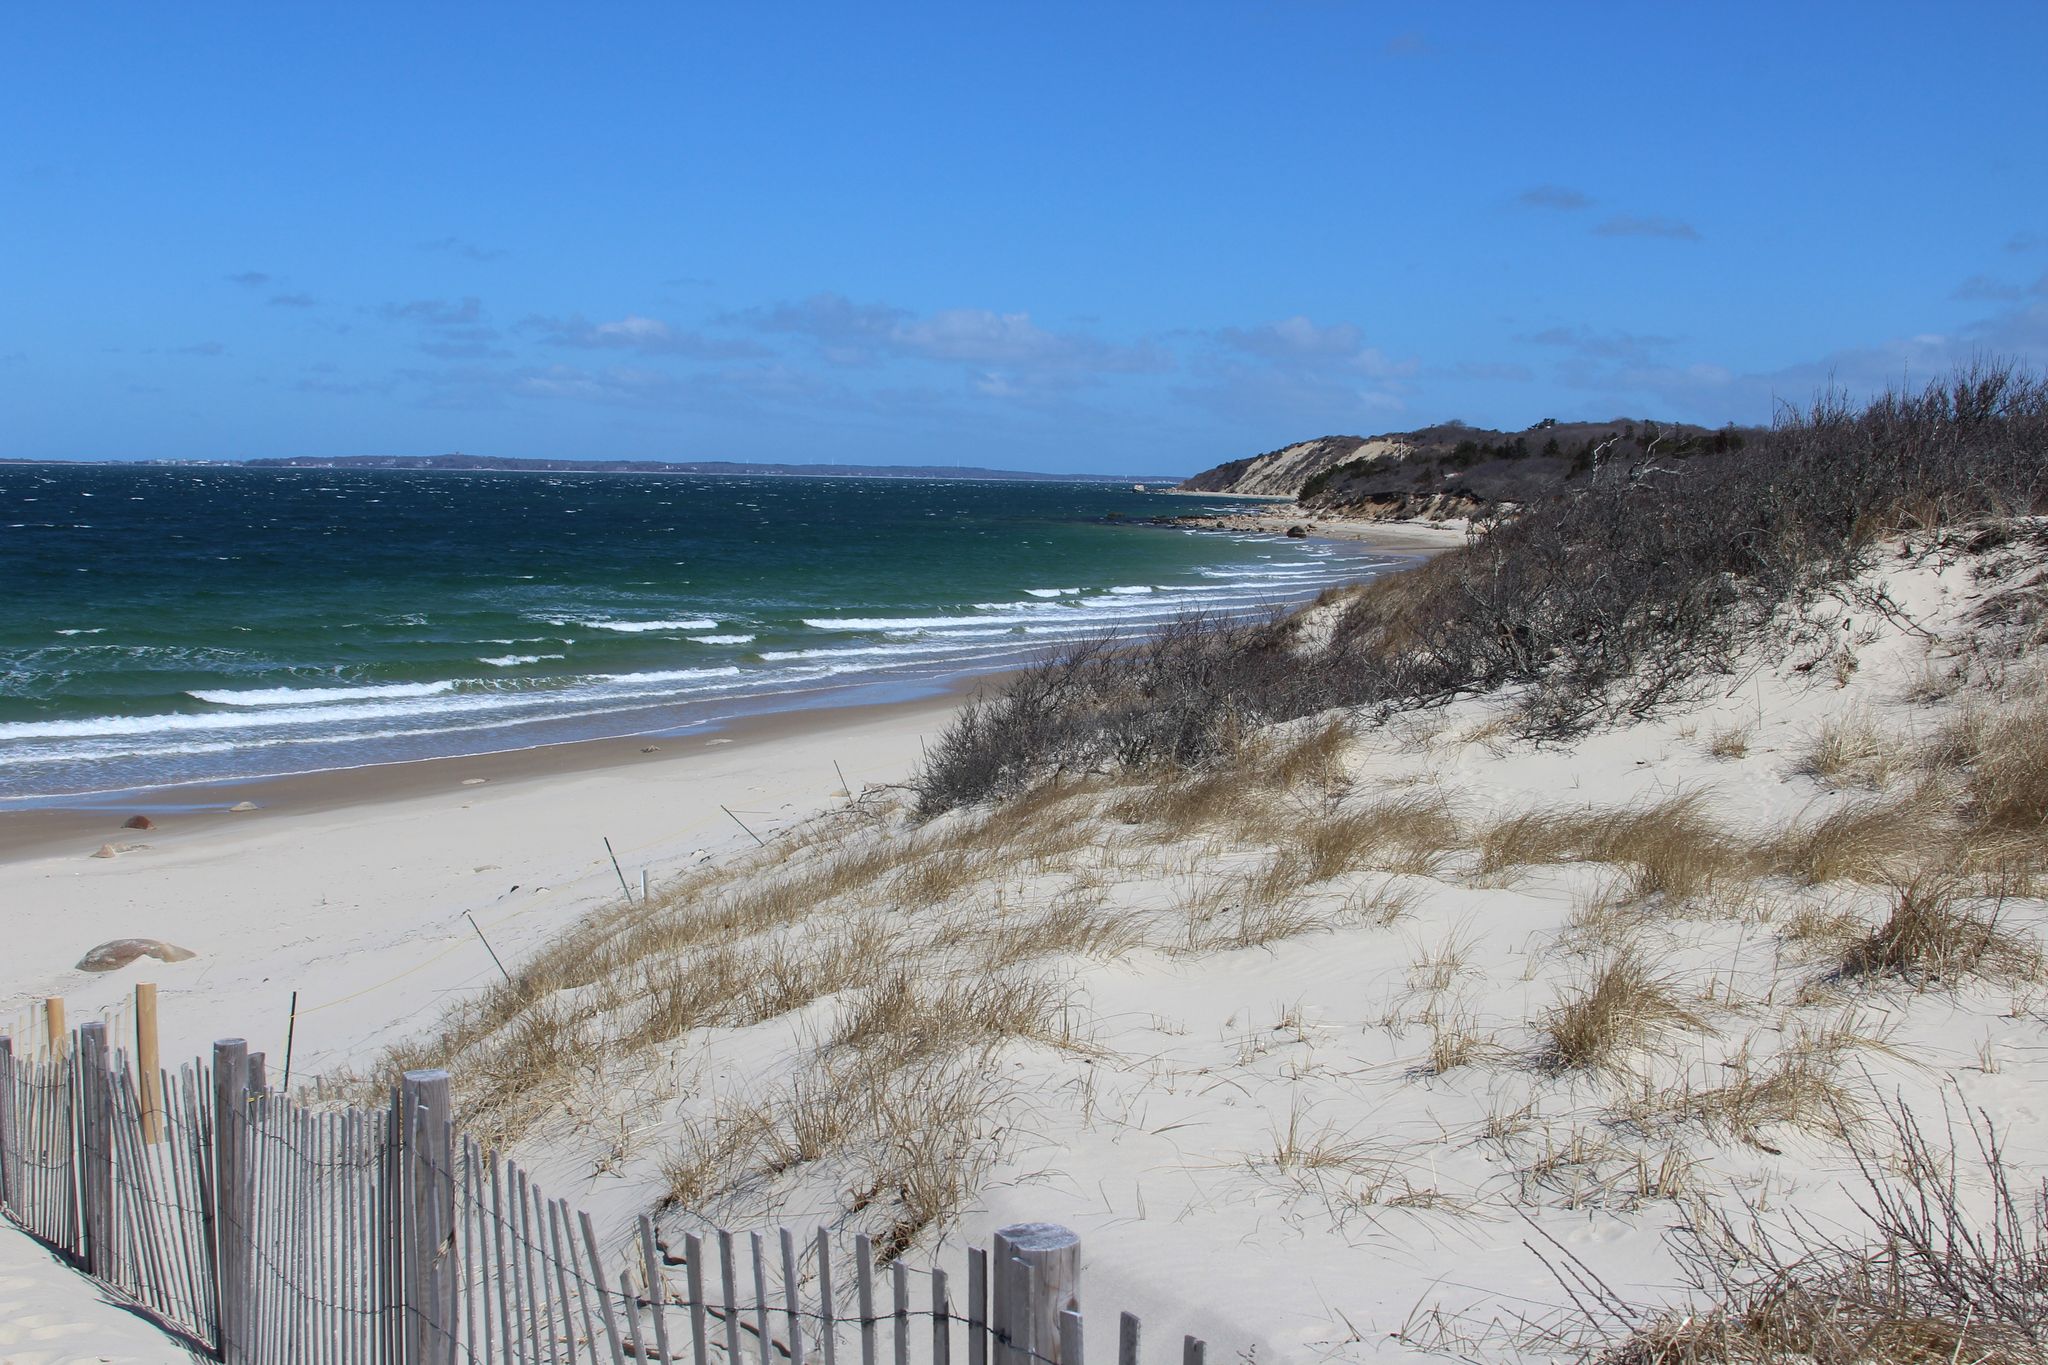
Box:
[0,1026,1209,1365]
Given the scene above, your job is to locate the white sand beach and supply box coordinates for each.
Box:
[6,519,2048,1361]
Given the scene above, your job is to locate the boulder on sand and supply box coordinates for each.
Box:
[76,938,198,973]
[123,814,156,830]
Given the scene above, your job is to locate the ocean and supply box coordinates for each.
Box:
[1,465,1398,802]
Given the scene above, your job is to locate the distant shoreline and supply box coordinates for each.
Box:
[0,455,1188,484]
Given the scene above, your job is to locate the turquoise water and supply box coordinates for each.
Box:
[1,466,1395,800]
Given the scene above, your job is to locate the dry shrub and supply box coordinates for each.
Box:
[1560,1100,2048,1364]
[918,367,2048,816]
[1837,876,2043,986]
[1543,951,1706,1073]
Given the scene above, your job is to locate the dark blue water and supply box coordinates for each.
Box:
[1,466,1393,799]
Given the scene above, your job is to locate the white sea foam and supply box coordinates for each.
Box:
[589,666,744,685]
[1109,585,1155,594]
[54,628,105,636]
[687,634,756,645]
[478,654,564,667]
[189,681,459,707]
[1024,587,1080,597]
[572,617,718,633]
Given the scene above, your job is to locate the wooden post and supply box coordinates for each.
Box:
[44,997,65,1061]
[401,1069,456,1365]
[1182,1337,1206,1365]
[0,1035,14,1214]
[992,1224,1081,1365]
[213,1038,251,1365]
[135,984,162,1145]
[1118,1313,1140,1365]
[247,1052,266,1095]
[78,1022,114,1278]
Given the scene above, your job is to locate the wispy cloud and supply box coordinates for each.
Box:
[733,292,1165,377]
[1953,274,2025,302]
[420,236,507,262]
[2005,231,2048,253]
[268,292,317,308]
[224,271,271,288]
[1216,315,1367,360]
[1177,314,1414,427]
[1516,184,1592,211]
[295,374,396,396]
[1524,326,1679,366]
[522,313,769,359]
[1593,214,1701,241]
[378,297,484,326]
[1451,361,1535,382]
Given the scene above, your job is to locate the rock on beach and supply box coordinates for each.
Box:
[76,938,198,972]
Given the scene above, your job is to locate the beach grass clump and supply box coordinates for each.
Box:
[1476,794,1752,907]
[1769,790,1944,886]
[1542,950,1706,1073]
[1835,876,2043,987]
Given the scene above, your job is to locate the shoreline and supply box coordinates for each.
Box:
[0,667,1003,863]
[3,521,1447,848]
[1155,506,1471,546]
[0,674,981,1070]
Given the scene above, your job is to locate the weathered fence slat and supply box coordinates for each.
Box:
[686,1232,709,1365]
[720,1228,742,1365]
[649,1215,677,1364]
[814,1227,837,1365]
[580,1208,628,1365]
[855,1233,876,1365]
[779,1225,804,1365]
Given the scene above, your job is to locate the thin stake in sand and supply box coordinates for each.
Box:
[465,911,514,985]
[722,805,767,848]
[604,836,637,900]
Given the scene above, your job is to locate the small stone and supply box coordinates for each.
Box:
[461,778,487,786]
[123,814,156,830]
[640,746,661,753]
[91,843,120,859]
[229,801,259,812]
[77,938,198,972]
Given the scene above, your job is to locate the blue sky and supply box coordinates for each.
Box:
[4,3,2046,473]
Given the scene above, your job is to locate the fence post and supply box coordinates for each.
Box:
[44,997,65,1060]
[213,1038,251,1365]
[0,1035,14,1214]
[402,1068,457,1365]
[991,1224,1081,1365]
[135,984,162,1145]
[78,1021,114,1280]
